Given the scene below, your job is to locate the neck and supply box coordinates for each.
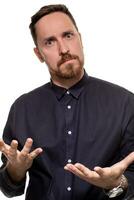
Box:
[51,69,84,89]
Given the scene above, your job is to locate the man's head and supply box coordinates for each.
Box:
[29,4,79,46]
[29,4,84,84]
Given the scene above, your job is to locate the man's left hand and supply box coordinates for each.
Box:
[64,152,134,189]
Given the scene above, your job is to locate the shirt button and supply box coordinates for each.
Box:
[68,159,72,163]
[67,187,71,191]
[68,131,72,135]
[66,91,70,94]
[67,105,71,109]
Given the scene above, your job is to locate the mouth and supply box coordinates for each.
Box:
[63,58,75,64]
[58,56,77,67]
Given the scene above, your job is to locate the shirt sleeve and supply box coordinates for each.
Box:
[0,161,26,197]
[0,103,26,197]
[121,92,134,199]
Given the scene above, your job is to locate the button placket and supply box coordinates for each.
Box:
[63,92,75,197]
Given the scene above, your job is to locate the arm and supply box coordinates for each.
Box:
[64,152,134,189]
[64,100,134,199]
[65,93,134,199]
[0,138,43,197]
[0,158,26,197]
[0,100,42,197]
[64,152,134,199]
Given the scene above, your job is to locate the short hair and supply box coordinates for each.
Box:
[29,4,79,46]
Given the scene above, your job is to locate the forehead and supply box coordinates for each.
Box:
[35,12,77,37]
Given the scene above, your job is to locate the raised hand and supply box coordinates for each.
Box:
[0,138,43,182]
[64,152,134,189]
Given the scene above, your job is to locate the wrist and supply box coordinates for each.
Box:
[104,175,128,198]
[6,162,26,183]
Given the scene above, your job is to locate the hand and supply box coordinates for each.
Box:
[64,152,134,189]
[0,138,43,182]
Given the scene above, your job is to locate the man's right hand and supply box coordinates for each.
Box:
[0,138,43,182]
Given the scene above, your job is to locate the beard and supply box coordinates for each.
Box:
[51,53,84,80]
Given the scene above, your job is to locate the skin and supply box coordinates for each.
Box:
[34,12,84,89]
[64,153,134,189]
[0,138,43,182]
[0,11,134,190]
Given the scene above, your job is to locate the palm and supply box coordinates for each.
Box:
[0,138,43,174]
[64,152,134,189]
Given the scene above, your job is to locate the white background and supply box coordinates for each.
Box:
[0,0,134,199]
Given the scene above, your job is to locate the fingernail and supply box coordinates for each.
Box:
[75,163,80,167]
[64,166,68,170]
[27,138,33,142]
[39,148,43,152]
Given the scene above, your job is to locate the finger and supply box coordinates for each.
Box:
[0,139,10,155]
[75,163,99,178]
[28,148,43,160]
[94,166,105,176]
[64,164,84,177]
[122,152,134,168]
[0,139,5,151]
[65,163,99,183]
[94,166,113,178]
[115,152,134,171]
[8,140,18,157]
[21,138,33,155]
[75,163,89,177]
[19,138,33,160]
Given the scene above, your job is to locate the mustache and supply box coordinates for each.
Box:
[57,53,79,67]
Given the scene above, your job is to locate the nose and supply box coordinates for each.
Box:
[58,40,69,56]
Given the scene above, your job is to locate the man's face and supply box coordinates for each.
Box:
[34,12,84,80]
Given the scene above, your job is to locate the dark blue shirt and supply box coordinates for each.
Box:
[1,72,134,200]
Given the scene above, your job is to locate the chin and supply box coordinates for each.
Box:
[58,64,83,79]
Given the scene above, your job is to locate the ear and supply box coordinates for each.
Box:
[78,32,83,48]
[34,47,44,63]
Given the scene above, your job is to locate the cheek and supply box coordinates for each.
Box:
[73,43,84,60]
[70,40,83,54]
[44,52,60,67]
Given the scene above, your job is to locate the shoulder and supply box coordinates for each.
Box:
[84,76,134,112]
[87,76,134,98]
[12,82,52,108]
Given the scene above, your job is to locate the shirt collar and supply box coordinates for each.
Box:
[50,70,89,100]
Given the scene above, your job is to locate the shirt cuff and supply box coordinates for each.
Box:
[0,166,26,197]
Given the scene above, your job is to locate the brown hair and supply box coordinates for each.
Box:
[29,4,78,46]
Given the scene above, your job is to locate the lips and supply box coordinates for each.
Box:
[57,53,78,67]
[63,58,74,63]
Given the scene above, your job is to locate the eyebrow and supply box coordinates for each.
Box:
[43,30,75,42]
[43,36,56,42]
[62,30,74,36]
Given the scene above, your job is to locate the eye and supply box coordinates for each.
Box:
[45,39,55,47]
[64,32,74,39]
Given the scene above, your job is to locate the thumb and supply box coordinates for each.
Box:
[94,166,106,176]
[117,152,134,170]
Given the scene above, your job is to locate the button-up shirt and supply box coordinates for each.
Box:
[0,71,134,200]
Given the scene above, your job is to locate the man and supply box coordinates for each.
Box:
[0,4,134,200]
